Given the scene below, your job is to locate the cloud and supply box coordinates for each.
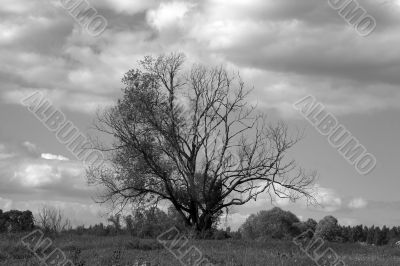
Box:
[0,197,12,210]
[0,142,95,202]
[0,144,16,160]
[338,217,358,226]
[1,0,400,117]
[147,1,195,30]
[314,186,342,212]
[226,213,249,230]
[22,141,38,154]
[0,141,109,225]
[96,0,160,15]
[41,153,70,161]
[348,197,368,209]
[0,0,399,229]
[12,163,62,187]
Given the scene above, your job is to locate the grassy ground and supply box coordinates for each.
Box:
[1,233,400,265]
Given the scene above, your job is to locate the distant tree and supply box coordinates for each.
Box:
[88,53,316,234]
[19,211,35,231]
[36,206,71,233]
[124,215,134,235]
[366,226,375,245]
[388,227,399,244]
[0,209,5,232]
[362,226,369,243]
[373,227,383,245]
[90,223,108,236]
[350,225,364,243]
[167,205,187,231]
[338,226,349,243]
[292,221,308,236]
[108,214,122,233]
[123,207,177,238]
[0,210,34,232]
[240,207,300,240]
[377,225,389,246]
[304,218,317,232]
[315,216,339,241]
[240,214,257,239]
[139,207,170,238]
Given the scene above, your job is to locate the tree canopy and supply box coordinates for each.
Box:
[240,207,301,240]
[88,53,315,233]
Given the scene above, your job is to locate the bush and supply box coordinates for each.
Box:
[315,216,340,241]
[239,207,300,240]
[0,210,34,232]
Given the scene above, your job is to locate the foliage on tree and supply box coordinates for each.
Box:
[0,209,34,232]
[315,216,340,241]
[129,207,172,238]
[88,53,316,234]
[240,207,300,240]
[108,214,122,233]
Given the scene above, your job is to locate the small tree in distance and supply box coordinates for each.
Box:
[240,207,300,240]
[315,215,340,241]
[88,53,316,235]
[36,205,71,234]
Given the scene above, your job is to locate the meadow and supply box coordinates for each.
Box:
[1,233,400,266]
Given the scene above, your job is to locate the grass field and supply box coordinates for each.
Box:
[1,233,400,265]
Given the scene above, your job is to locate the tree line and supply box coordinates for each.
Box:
[239,207,400,246]
[2,206,399,247]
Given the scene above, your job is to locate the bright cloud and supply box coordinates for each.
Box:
[147,2,195,30]
[314,185,342,212]
[41,153,69,161]
[348,197,368,209]
[13,163,61,187]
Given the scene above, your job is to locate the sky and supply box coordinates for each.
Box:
[0,0,400,230]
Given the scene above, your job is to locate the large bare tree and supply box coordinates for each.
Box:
[88,53,315,233]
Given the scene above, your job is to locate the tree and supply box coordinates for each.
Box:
[304,218,317,232]
[240,207,300,240]
[315,216,339,241]
[373,227,383,245]
[88,53,316,234]
[381,225,389,245]
[167,205,187,231]
[240,214,257,239]
[366,225,375,245]
[36,206,71,233]
[108,214,122,233]
[350,225,364,243]
[124,215,134,235]
[125,207,174,238]
[0,210,5,232]
[0,210,34,232]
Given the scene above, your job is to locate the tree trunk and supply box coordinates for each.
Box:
[194,213,213,238]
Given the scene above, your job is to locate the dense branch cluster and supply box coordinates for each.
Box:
[88,53,315,232]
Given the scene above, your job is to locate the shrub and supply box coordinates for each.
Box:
[239,207,300,240]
